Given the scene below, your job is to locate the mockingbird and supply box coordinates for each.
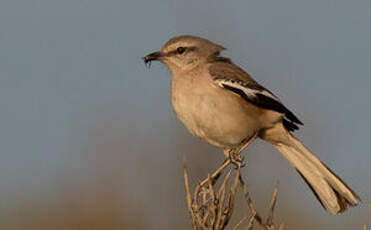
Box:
[143,35,360,214]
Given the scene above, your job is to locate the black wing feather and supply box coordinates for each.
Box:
[254,93,303,125]
[222,84,303,131]
[209,62,303,132]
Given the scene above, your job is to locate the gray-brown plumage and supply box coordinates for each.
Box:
[143,35,360,214]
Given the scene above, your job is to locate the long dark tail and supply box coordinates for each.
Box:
[262,123,360,214]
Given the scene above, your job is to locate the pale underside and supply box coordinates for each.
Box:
[170,63,282,149]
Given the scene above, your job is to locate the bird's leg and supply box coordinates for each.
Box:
[199,134,257,187]
[234,134,258,168]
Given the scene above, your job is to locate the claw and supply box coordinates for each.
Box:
[228,150,244,169]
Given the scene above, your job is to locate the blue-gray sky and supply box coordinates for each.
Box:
[0,0,370,229]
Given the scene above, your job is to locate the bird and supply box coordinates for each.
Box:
[143,35,360,214]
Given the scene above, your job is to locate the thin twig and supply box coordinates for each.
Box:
[246,214,256,230]
[207,176,217,229]
[216,170,232,229]
[183,159,197,230]
[199,159,231,187]
[223,164,241,228]
[266,181,280,228]
[239,175,263,225]
[233,216,248,230]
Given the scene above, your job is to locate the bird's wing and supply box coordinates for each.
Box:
[208,62,303,131]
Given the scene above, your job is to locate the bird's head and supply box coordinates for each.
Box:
[143,35,225,71]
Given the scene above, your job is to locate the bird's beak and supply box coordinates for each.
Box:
[142,51,162,64]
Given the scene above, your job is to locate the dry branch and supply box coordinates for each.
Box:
[183,156,283,230]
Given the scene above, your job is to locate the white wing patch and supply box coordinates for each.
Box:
[214,78,279,101]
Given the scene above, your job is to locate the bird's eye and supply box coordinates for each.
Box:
[177,47,186,54]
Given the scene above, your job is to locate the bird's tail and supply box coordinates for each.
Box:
[261,123,360,214]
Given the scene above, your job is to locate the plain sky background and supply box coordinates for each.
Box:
[0,0,370,229]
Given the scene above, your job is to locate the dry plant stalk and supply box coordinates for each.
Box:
[183,159,284,230]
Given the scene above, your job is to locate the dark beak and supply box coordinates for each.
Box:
[142,51,162,64]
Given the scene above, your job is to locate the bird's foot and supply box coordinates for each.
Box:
[228,150,245,169]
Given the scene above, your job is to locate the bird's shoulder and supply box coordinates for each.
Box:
[207,60,263,91]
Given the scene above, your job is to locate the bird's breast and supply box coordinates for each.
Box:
[170,71,261,148]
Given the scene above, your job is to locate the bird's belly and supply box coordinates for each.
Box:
[171,83,261,148]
